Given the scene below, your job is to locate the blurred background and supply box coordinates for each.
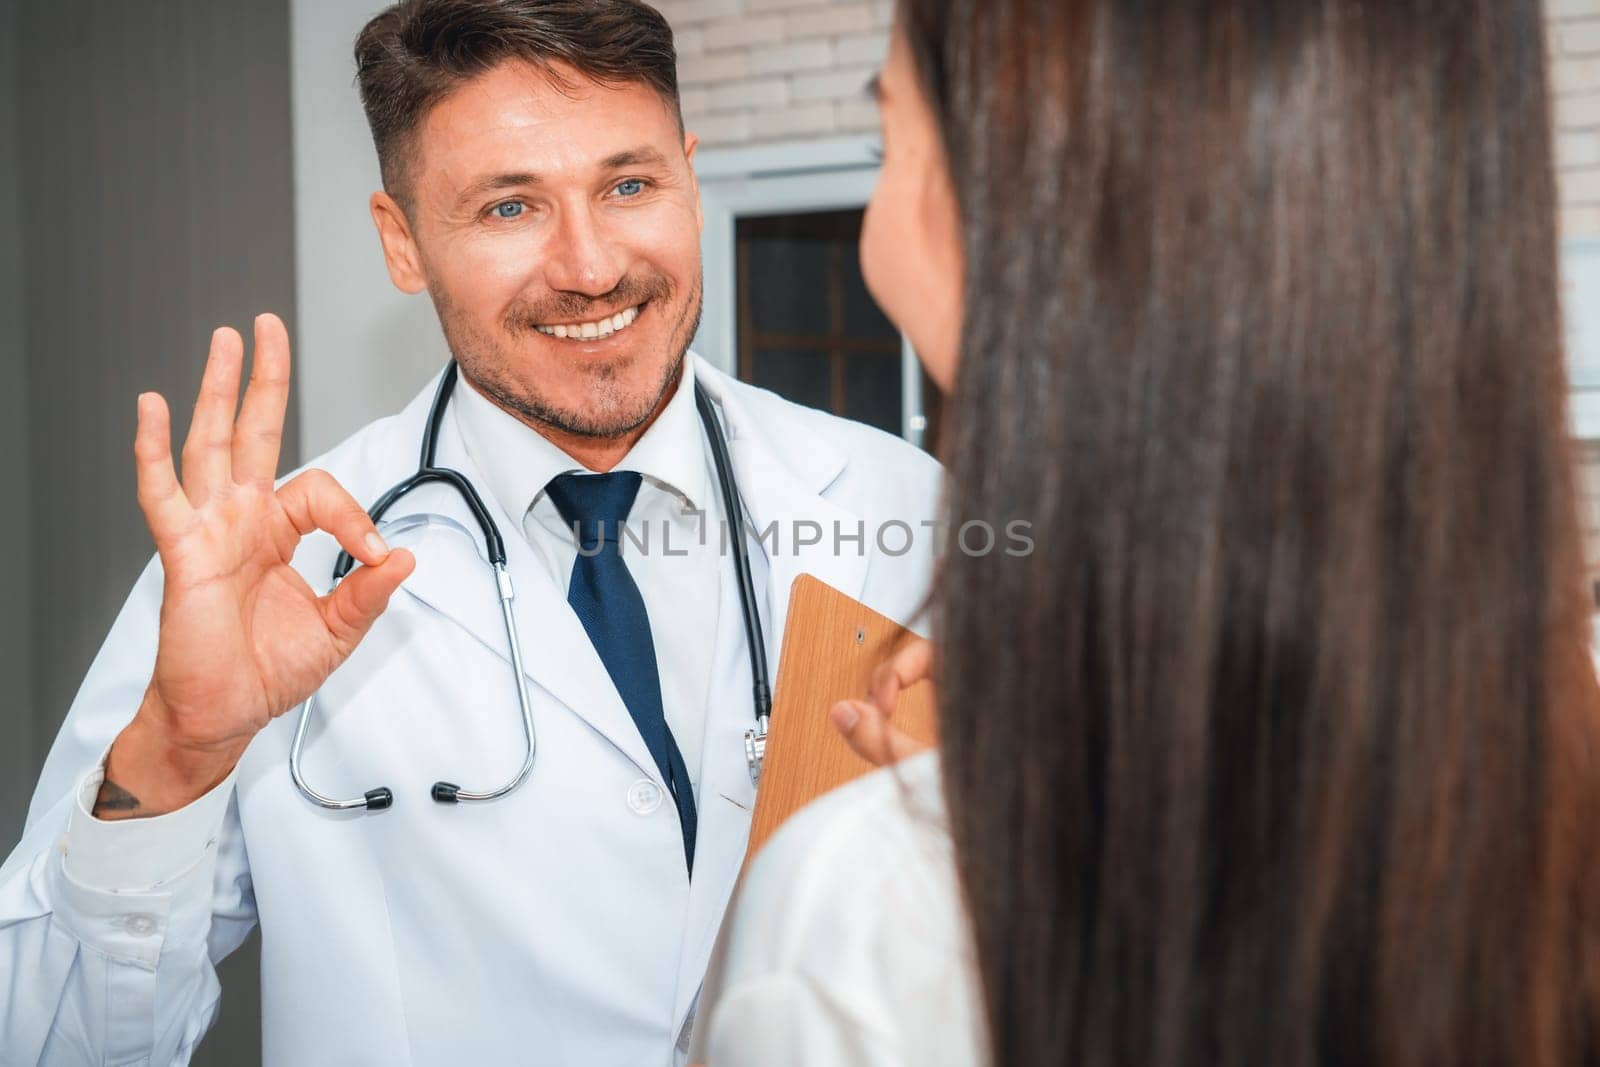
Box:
[0,0,1595,1061]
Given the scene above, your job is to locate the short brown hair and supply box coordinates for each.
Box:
[354,0,681,207]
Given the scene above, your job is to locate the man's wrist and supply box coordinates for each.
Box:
[94,695,246,820]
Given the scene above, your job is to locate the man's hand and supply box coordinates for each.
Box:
[95,314,415,819]
[829,637,936,768]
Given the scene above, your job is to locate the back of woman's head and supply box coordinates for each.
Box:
[906,0,1600,1063]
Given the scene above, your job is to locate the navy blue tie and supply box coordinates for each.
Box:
[546,471,697,873]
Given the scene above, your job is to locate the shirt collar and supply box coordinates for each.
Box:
[451,359,709,529]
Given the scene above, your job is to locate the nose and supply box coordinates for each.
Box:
[542,202,626,298]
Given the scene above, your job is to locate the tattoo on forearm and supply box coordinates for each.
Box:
[94,780,142,816]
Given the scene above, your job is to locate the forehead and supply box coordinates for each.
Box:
[411,61,680,193]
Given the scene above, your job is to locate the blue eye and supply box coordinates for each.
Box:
[492,201,525,219]
[615,179,645,197]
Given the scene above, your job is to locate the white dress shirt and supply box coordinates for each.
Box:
[450,361,723,790]
[699,751,991,1066]
[60,358,725,890]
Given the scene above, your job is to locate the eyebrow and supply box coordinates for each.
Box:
[456,171,543,208]
[601,146,670,170]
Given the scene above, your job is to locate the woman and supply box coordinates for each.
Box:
[702,0,1600,1065]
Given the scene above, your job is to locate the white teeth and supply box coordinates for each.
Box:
[535,304,643,339]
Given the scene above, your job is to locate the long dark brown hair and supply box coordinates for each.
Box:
[903,0,1600,1063]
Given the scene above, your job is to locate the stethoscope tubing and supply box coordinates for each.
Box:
[290,361,770,812]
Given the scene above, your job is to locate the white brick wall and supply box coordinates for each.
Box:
[1556,1,1600,241]
[1553,1,1600,583]
[665,0,1600,236]
[661,0,891,147]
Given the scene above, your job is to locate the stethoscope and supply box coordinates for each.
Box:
[289,361,774,812]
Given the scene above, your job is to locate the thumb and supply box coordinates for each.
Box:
[320,548,416,654]
[831,697,927,768]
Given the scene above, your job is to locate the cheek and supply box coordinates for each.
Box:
[860,184,909,327]
[861,170,961,391]
[631,202,703,286]
[910,165,963,390]
[432,234,544,315]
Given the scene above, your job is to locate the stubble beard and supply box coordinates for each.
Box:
[432,271,704,440]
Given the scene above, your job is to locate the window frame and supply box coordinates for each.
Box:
[693,135,930,448]
[1566,237,1600,439]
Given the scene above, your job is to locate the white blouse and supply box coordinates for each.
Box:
[698,751,991,1066]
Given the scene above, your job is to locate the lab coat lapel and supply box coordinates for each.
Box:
[695,356,870,641]
[372,380,665,786]
[670,357,871,1028]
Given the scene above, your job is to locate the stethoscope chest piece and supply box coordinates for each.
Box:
[745,714,770,787]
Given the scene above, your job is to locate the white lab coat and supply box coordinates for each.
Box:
[0,353,942,1066]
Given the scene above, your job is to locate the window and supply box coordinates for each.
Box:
[733,209,941,453]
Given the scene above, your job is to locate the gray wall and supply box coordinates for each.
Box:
[292,0,449,456]
[0,0,34,856]
[7,2,299,1062]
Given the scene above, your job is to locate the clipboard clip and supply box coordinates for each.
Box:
[745,713,770,787]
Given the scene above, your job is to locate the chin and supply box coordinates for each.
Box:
[535,350,683,437]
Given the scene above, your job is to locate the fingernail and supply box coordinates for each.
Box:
[830,701,860,732]
[364,531,389,559]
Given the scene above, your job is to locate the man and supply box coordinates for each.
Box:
[0,1,940,1062]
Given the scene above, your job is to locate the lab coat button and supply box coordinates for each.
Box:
[626,779,663,815]
[120,913,158,937]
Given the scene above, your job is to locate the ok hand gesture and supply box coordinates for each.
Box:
[100,314,414,818]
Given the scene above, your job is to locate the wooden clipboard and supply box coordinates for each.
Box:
[688,576,938,1064]
[743,573,938,860]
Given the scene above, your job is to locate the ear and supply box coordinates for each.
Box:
[683,131,703,234]
[370,191,428,294]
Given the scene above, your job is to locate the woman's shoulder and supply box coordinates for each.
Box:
[743,751,953,941]
[773,748,950,856]
[702,751,987,1065]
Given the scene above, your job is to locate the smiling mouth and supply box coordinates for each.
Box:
[534,303,643,340]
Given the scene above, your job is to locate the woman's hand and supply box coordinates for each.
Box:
[829,637,937,767]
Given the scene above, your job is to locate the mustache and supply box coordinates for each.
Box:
[503,273,674,331]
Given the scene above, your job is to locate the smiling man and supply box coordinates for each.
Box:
[0,2,941,1064]
[367,38,709,465]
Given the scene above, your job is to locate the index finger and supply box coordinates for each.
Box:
[868,637,935,713]
[232,313,292,485]
[276,468,391,569]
